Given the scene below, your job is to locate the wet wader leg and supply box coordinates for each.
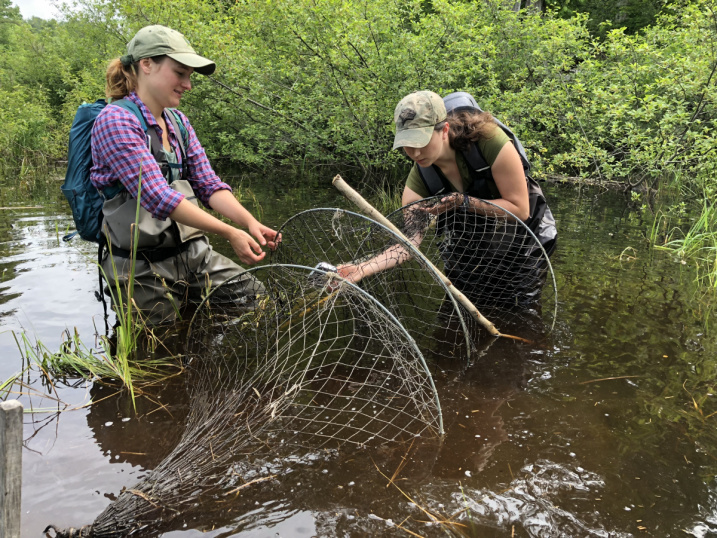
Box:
[101,251,187,326]
[182,237,265,306]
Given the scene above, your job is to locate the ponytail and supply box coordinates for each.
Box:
[105,58,137,101]
[447,110,498,151]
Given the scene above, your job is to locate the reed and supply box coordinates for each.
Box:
[24,165,183,404]
[372,183,403,215]
[655,198,717,288]
[17,329,181,388]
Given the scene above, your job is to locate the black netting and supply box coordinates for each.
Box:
[387,196,557,334]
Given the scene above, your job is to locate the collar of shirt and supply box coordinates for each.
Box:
[127,92,181,156]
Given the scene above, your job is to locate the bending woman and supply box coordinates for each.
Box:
[92,25,278,325]
[339,90,556,307]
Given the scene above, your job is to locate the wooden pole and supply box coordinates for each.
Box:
[0,400,22,538]
[332,174,501,337]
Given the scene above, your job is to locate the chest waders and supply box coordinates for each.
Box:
[96,101,195,325]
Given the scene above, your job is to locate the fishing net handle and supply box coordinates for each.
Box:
[332,175,500,337]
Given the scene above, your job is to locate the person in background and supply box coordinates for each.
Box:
[92,25,278,325]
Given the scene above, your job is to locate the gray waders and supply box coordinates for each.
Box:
[101,177,263,326]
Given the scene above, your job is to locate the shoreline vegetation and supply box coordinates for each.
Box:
[1,0,716,282]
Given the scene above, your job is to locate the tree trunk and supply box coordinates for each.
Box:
[512,0,545,12]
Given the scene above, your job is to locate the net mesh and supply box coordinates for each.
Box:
[56,264,441,537]
[270,208,473,359]
[271,198,556,348]
[47,198,557,537]
[386,196,557,334]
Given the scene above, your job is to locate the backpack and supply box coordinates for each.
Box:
[418,91,557,256]
[61,99,189,243]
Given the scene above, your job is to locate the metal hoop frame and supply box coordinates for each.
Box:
[272,207,473,354]
[185,262,444,435]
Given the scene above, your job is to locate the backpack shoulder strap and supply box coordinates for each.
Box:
[167,109,189,153]
[166,109,189,180]
[417,165,448,196]
[463,143,491,176]
[110,98,156,154]
[462,143,495,200]
[110,99,148,133]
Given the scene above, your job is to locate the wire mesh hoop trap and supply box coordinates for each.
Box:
[48,265,443,538]
[270,208,474,358]
[386,196,558,333]
[187,263,443,443]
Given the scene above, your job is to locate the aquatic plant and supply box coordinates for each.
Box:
[656,199,717,290]
[16,328,181,390]
[19,166,183,404]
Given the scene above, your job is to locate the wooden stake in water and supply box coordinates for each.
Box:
[0,400,22,538]
[332,175,533,343]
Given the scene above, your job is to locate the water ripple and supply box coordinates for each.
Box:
[450,460,631,537]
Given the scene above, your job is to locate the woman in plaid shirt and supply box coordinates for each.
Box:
[92,25,278,325]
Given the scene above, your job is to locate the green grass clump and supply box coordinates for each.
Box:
[372,184,404,215]
[17,329,182,390]
[656,200,717,289]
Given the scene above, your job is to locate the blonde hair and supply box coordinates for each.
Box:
[105,56,167,100]
[105,58,138,101]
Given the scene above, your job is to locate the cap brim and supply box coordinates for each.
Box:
[167,52,216,75]
[392,126,434,150]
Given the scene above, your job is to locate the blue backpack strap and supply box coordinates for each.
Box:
[102,99,153,198]
[111,99,148,132]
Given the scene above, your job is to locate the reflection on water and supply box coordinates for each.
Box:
[2,178,717,536]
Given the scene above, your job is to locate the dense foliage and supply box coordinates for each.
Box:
[0,0,717,181]
[547,0,671,36]
[0,0,714,185]
[2,0,717,269]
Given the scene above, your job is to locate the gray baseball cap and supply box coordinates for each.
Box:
[122,25,216,76]
[393,91,447,149]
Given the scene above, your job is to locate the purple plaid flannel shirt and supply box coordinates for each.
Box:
[90,92,231,220]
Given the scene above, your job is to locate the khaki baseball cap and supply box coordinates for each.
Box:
[393,91,447,149]
[123,25,216,76]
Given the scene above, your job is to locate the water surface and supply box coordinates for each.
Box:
[1,175,715,537]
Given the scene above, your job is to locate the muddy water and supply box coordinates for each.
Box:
[2,177,716,537]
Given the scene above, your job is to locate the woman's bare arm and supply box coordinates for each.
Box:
[337,186,426,283]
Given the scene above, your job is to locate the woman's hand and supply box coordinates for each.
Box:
[422,193,465,215]
[228,228,266,265]
[337,264,364,284]
[248,222,281,251]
